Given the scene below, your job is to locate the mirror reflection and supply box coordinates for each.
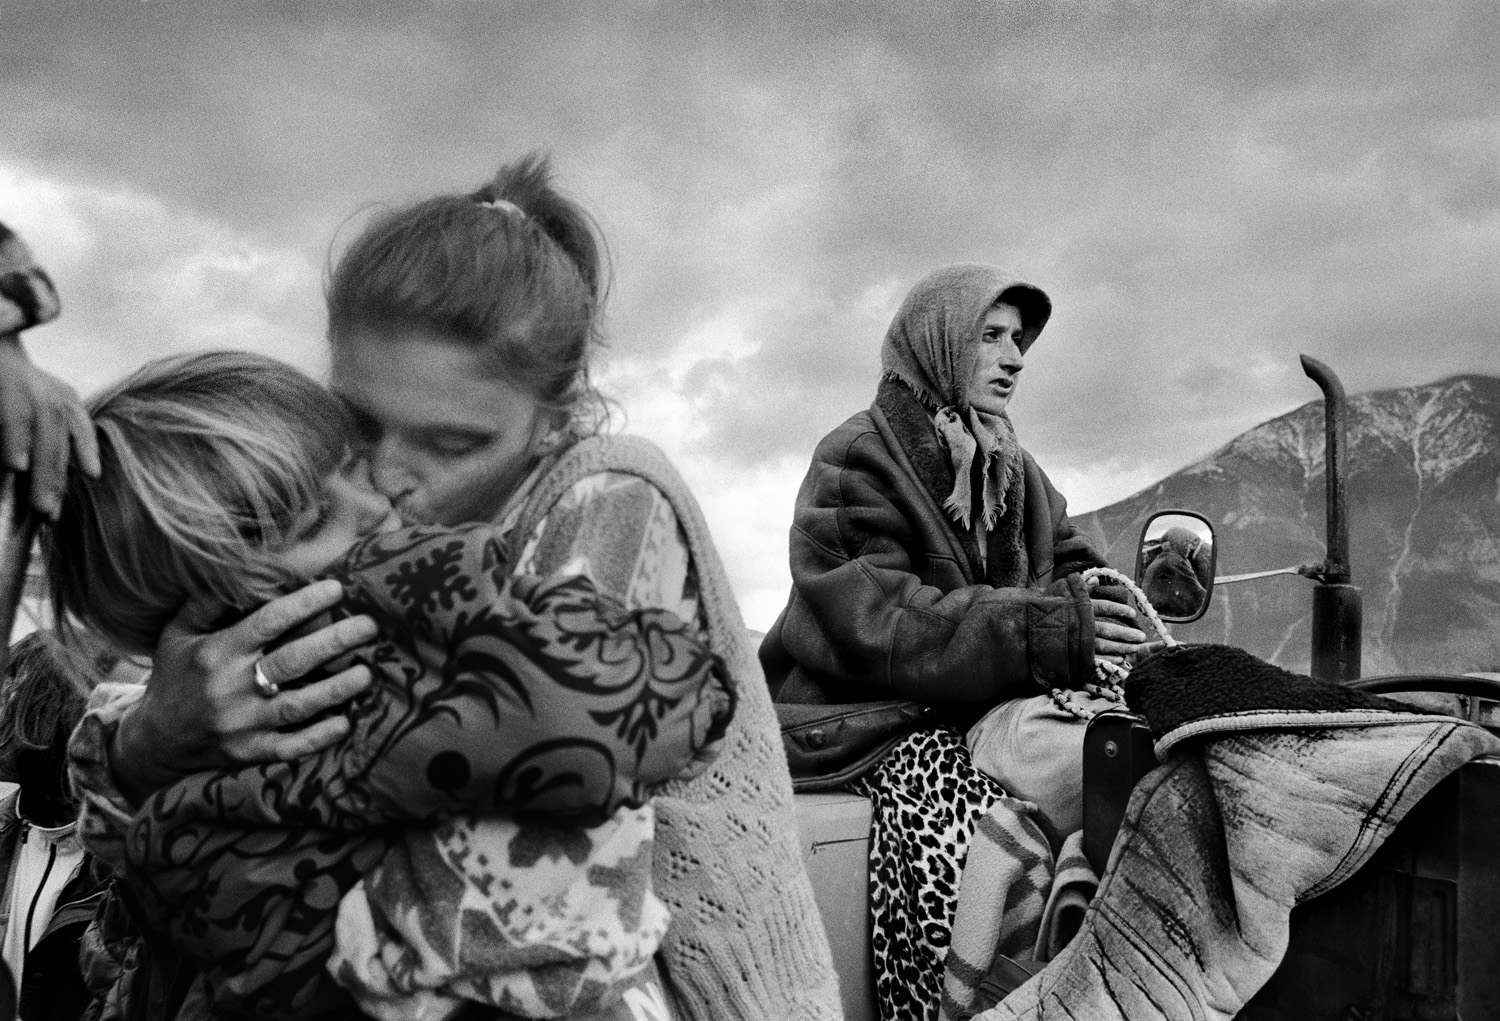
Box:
[1136,512,1215,622]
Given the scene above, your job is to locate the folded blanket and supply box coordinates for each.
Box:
[938,796,1052,1021]
[1033,831,1095,964]
[941,822,1100,1021]
[979,645,1500,1021]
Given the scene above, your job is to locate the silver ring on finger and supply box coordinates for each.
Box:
[253,659,281,699]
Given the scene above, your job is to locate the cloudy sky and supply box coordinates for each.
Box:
[3,0,1497,628]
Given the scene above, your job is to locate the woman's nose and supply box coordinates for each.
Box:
[369,438,419,504]
[998,338,1025,372]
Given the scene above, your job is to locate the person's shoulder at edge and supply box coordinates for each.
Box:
[526,432,690,523]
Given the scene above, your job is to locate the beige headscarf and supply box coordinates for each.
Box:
[880,264,1052,533]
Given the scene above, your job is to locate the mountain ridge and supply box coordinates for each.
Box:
[1075,373,1500,675]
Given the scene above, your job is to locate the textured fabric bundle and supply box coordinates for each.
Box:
[1130,642,1439,755]
[965,692,1117,837]
[879,263,1049,532]
[978,645,1500,1021]
[0,222,60,336]
[1033,831,1097,964]
[845,728,1007,1021]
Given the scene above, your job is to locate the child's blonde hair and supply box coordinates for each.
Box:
[43,351,352,657]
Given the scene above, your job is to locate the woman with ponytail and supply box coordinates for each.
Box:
[64,156,841,1021]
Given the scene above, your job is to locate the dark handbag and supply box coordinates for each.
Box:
[777,700,932,792]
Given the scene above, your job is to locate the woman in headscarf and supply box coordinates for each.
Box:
[761,264,1156,1020]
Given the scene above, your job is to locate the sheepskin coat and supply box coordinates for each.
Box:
[761,377,1104,727]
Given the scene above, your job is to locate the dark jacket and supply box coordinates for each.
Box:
[0,789,111,1021]
[20,868,109,1021]
[761,379,1103,729]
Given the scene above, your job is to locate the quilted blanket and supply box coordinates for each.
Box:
[979,645,1499,1021]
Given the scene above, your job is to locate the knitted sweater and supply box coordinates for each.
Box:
[514,435,842,1021]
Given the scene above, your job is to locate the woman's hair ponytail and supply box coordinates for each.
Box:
[472,153,605,305]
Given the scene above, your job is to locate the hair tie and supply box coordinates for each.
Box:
[480,198,525,219]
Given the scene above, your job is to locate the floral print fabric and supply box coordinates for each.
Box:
[330,806,668,1020]
[326,473,714,1019]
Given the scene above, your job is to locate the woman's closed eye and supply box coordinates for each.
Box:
[418,431,494,460]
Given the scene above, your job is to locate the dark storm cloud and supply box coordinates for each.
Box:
[3,0,1497,621]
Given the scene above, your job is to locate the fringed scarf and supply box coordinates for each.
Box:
[880,264,1052,540]
[933,405,1022,533]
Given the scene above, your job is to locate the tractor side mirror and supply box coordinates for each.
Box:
[1134,510,1216,623]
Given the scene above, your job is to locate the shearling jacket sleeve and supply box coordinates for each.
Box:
[767,415,1097,708]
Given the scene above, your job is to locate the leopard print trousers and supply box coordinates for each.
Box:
[848,727,1005,1021]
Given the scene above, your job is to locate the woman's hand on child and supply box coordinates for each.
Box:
[109,579,378,803]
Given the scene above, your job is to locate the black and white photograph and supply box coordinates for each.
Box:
[2,3,1498,1020]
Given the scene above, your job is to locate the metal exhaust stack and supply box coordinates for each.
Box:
[1300,354,1362,682]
